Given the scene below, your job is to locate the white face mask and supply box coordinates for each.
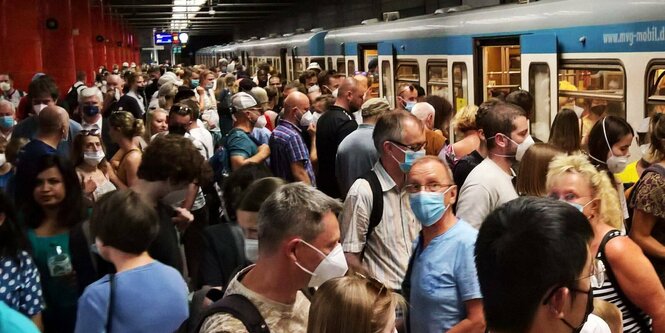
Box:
[83,150,105,166]
[161,188,188,207]
[244,238,259,262]
[601,117,629,174]
[515,135,535,162]
[572,105,585,119]
[0,153,6,166]
[0,82,10,92]
[295,241,348,288]
[114,88,121,101]
[300,110,321,127]
[640,143,651,158]
[33,103,47,115]
[332,88,339,98]
[254,114,268,128]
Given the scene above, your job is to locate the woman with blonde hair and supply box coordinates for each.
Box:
[144,108,169,140]
[546,153,665,333]
[108,111,144,188]
[516,143,565,197]
[440,104,482,168]
[307,274,404,333]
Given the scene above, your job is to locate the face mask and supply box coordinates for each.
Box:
[114,89,121,101]
[0,116,13,129]
[389,142,425,173]
[491,133,534,162]
[33,103,47,115]
[409,187,454,227]
[0,82,10,92]
[561,288,594,333]
[244,238,259,262]
[254,114,268,128]
[300,110,321,127]
[191,79,200,88]
[136,86,145,94]
[82,105,100,117]
[161,188,188,207]
[405,101,416,112]
[205,83,214,90]
[600,117,629,174]
[295,241,348,288]
[308,85,320,94]
[572,105,585,119]
[332,88,339,98]
[83,150,105,166]
[590,105,606,116]
[563,198,595,213]
[0,154,6,166]
[640,144,651,158]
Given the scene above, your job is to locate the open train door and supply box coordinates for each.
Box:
[358,44,379,98]
[279,48,288,81]
[520,33,558,141]
[378,42,397,109]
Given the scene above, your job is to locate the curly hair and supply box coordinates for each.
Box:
[137,134,209,185]
[546,153,623,229]
[452,104,479,133]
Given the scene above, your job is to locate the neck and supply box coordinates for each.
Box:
[591,220,613,255]
[363,117,378,125]
[242,257,304,304]
[118,137,135,150]
[333,101,349,113]
[0,127,11,135]
[110,251,154,273]
[84,115,101,124]
[422,212,457,248]
[379,157,406,188]
[0,163,11,175]
[489,152,514,175]
[130,179,165,206]
[235,121,253,132]
[36,134,61,149]
[78,162,98,173]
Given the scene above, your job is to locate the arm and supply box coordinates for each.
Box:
[448,299,486,333]
[290,161,311,185]
[123,152,142,188]
[31,313,43,332]
[630,209,665,259]
[308,123,318,171]
[606,237,665,333]
[455,183,491,229]
[229,144,270,170]
[340,179,372,274]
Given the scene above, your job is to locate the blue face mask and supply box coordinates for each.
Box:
[389,142,425,173]
[0,116,13,129]
[82,105,100,117]
[191,79,200,88]
[405,101,416,112]
[409,187,454,227]
[563,199,595,213]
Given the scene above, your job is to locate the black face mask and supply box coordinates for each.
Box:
[137,86,145,94]
[590,105,606,116]
[168,123,188,136]
[561,288,594,333]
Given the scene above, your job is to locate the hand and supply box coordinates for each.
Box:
[196,86,205,94]
[83,177,97,195]
[172,207,194,231]
[307,123,316,137]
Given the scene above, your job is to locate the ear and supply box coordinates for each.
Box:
[547,287,569,319]
[284,237,301,262]
[494,133,508,148]
[447,186,457,205]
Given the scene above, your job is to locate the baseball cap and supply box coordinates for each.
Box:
[250,87,269,105]
[307,62,322,71]
[232,92,258,110]
[361,98,391,117]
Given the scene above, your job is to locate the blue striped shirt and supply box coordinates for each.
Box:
[268,120,316,185]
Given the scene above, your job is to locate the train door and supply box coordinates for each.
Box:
[378,42,397,109]
[291,47,298,82]
[520,33,558,140]
[280,48,288,80]
[474,37,521,105]
[359,44,379,98]
[345,43,358,78]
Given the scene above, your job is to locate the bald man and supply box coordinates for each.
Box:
[268,91,316,185]
[351,74,371,124]
[315,77,362,198]
[412,102,445,156]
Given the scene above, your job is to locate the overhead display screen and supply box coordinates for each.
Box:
[155,33,173,45]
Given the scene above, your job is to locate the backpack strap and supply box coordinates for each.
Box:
[106,273,115,333]
[597,229,652,332]
[359,169,383,262]
[195,294,270,333]
[400,232,423,332]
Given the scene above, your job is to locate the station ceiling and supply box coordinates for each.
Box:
[107,0,297,35]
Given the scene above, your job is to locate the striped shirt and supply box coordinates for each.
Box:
[594,230,652,333]
[269,120,315,185]
[340,161,420,290]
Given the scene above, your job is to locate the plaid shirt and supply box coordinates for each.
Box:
[268,120,316,186]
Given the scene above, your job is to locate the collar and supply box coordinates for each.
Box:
[83,116,103,130]
[280,119,301,132]
[358,123,375,129]
[486,158,516,178]
[373,161,398,192]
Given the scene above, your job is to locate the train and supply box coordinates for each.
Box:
[195,0,665,143]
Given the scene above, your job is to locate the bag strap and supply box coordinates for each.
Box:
[597,230,652,332]
[195,294,270,333]
[106,273,115,333]
[400,233,423,333]
[359,170,383,262]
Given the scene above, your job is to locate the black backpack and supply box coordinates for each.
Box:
[65,82,84,113]
[178,289,269,333]
[359,169,383,262]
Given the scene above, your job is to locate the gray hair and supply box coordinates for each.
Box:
[0,100,15,113]
[158,82,178,108]
[78,87,103,104]
[372,111,424,154]
[258,183,342,254]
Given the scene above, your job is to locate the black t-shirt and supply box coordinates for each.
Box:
[315,105,358,199]
[453,150,484,188]
[199,222,249,288]
[150,203,184,274]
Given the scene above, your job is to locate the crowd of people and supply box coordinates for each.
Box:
[0,56,664,333]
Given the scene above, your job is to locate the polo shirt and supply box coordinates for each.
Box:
[269,120,315,185]
[336,124,378,197]
[316,105,358,198]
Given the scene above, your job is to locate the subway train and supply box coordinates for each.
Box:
[196,0,665,142]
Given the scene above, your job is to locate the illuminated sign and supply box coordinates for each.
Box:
[154,33,173,45]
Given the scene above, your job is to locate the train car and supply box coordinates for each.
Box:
[198,0,665,144]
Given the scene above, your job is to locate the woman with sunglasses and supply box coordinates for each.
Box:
[547,153,665,333]
[108,111,144,189]
[71,130,117,202]
[307,274,405,333]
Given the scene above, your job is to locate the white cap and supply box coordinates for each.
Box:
[158,71,183,86]
[232,92,258,110]
[122,62,129,67]
[638,117,651,134]
[307,62,321,71]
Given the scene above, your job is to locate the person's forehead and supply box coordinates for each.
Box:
[409,161,447,182]
[0,75,8,81]
[82,95,100,103]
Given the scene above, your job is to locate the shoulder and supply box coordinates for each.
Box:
[604,235,642,262]
[199,313,248,333]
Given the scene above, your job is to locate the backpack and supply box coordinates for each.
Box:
[217,88,233,117]
[359,169,383,262]
[65,82,84,113]
[209,128,261,184]
[178,290,269,333]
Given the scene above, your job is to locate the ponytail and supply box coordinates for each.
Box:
[133,119,145,138]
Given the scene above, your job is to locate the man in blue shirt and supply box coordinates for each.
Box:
[405,156,485,333]
[75,189,189,333]
[226,92,270,171]
[269,91,315,185]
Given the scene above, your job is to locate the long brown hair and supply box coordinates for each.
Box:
[516,143,565,197]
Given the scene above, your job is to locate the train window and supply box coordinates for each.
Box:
[295,59,304,78]
[483,45,521,101]
[452,62,468,112]
[288,58,293,81]
[310,57,325,70]
[382,60,394,108]
[396,61,419,84]
[646,61,665,117]
[529,63,551,141]
[327,57,333,72]
[347,60,355,76]
[337,58,346,75]
[558,62,626,119]
[427,61,449,98]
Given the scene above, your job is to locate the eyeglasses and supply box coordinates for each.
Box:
[389,140,426,152]
[542,259,606,304]
[79,128,100,136]
[170,105,193,115]
[405,183,455,194]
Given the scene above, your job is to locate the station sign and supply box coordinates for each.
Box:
[155,32,173,45]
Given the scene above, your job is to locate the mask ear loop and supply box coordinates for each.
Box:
[602,117,614,157]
